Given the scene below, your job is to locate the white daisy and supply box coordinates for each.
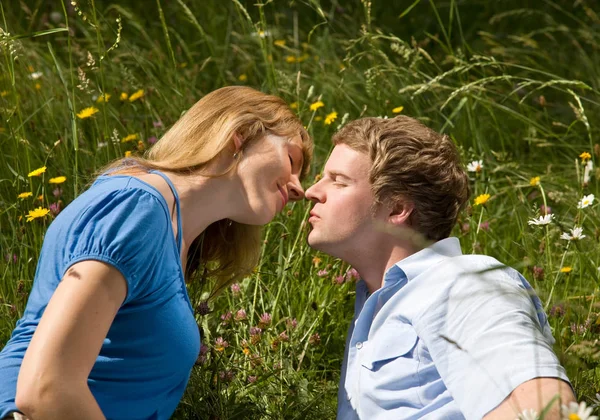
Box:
[583,160,594,185]
[561,226,586,241]
[578,194,595,209]
[515,408,539,420]
[467,160,483,173]
[28,71,43,80]
[561,401,598,420]
[528,214,554,226]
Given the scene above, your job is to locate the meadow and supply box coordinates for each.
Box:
[1,0,600,418]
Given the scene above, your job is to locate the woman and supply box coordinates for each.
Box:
[0,86,313,419]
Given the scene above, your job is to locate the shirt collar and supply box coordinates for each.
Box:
[383,237,463,286]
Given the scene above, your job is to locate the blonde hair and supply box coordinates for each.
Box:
[102,86,313,293]
[332,115,469,241]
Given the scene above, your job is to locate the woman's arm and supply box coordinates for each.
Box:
[15,260,127,419]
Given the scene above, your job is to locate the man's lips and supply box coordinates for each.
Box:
[308,210,319,223]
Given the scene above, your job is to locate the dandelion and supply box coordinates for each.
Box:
[49,176,66,184]
[76,106,99,119]
[274,39,286,47]
[309,100,324,111]
[17,192,33,199]
[392,106,404,114]
[128,89,144,102]
[561,401,598,420]
[529,176,540,186]
[124,151,132,158]
[26,207,50,222]
[580,152,592,162]
[560,266,573,273]
[577,194,595,209]
[121,133,138,143]
[27,166,46,177]
[214,337,229,352]
[528,214,554,226]
[96,93,111,103]
[289,102,298,109]
[466,160,483,173]
[324,111,338,125]
[515,408,539,420]
[560,227,586,241]
[238,74,247,82]
[474,193,491,206]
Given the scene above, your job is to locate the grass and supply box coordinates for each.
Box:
[1,0,600,418]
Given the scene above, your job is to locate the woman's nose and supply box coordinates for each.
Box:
[287,177,305,201]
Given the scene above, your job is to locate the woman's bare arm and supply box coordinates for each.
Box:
[15,260,127,419]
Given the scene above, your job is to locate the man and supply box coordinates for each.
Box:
[305,116,574,419]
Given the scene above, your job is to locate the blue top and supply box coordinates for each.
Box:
[0,171,200,420]
[337,237,570,420]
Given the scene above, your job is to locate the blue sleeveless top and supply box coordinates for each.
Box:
[0,171,200,419]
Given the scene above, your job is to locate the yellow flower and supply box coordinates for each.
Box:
[560,266,572,273]
[309,101,324,111]
[26,207,50,222]
[17,192,33,199]
[96,93,111,103]
[580,152,592,162]
[76,106,99,119]
[312,256,322,267]
[274,39,286,47]
[529,176,540,187]
[35,83,41,90]
[297,53,310,62]
[285,55,297,63]
[121,133,139,143]
[325,111,338,125]
[1,90,8,97]
[474,193,491,206]
[238,74,248,82]
[314,116,323,122]
[242,347,250,356]
[290,102,298,109]
[37,194,44,201]
[49,176,67,184]
[124,151,132,158]
[120,92,129,101]
[179,62,188,68]
[128,89,145,102]
[392,106,404,114]
[28,166,47,177]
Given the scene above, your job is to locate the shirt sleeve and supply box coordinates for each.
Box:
[62,185,171,305]
[414,258,570,420]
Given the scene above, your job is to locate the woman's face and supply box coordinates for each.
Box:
[233,133,306,225]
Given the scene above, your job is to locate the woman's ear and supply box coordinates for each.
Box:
[233,132,244,153]
[388,201,414,226]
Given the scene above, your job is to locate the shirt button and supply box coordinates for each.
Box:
[356,341,363,349]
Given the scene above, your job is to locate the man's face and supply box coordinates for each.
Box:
[305,144,381,259]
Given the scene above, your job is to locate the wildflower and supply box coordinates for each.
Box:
[231,283,241,295]
[247,375,257,383]
[540,205,552,215]
[286,318,297,330]
[392,106,404,114]
[346,268,359,281]
[528,214,554,226]
[334,275,345,285]
[515,408,539,420]
[128,89,144,102]
[52,188,63,198]
[289,102,298,109]
[196,301,210,315]
[4,254,17,264]
[28,166,46,177]
[549,304,565,318]
[474,193,491,206]
[560,266,572,273]
[258,313,272,327]
[121,133,138,143]
[591,393,600,410]
[560,227,586,241]
[309,333,321,346]
[214,337,229,352]
[580,152,592,162]
[249,327,262,336]
[124,151,132,158]
[234,309,247,321]
[479,221,490,231]
[49,201,62,216]
[309,101,324,111]
[578,194,595,209]
[532,266,544,281]
[583,160,593,185]
[317,269,329,277]
[220,311,232,325]
[17,192,33,199]
[274,39,286,47]
[324,111,338,125]
[28,71,43,80]
[26,207,50,222]
[314,116,323,122]
[312,256,322,266]
[1,90,8,97]
[119,92,128,101]
[49,176,66,184]
[76,106,99,119]
[529,176,540,187]
[278,331,289,342]
[238,74,248,82]
[285,55,297,63]
[153,120,163,128]
[466,160,483,173]
[96,93,111,103]
[35,83,41,90]
[242,347,251,356]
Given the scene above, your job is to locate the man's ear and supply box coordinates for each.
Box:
[388,201,414,226]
